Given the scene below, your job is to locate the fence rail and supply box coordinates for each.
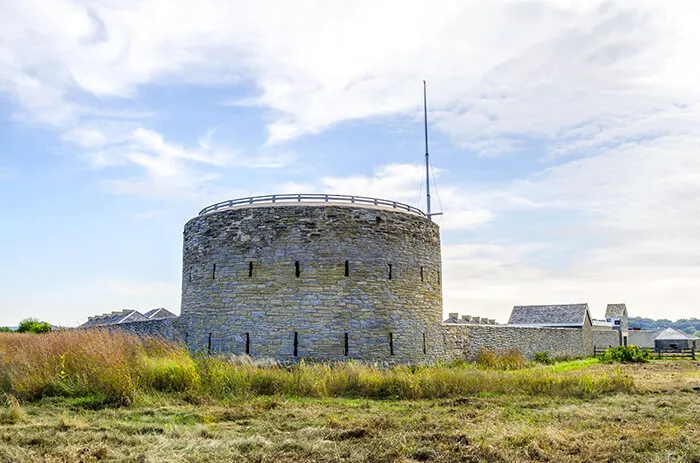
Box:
[199,194,426,217]
[594,346,696,360]
[654,348,696,360]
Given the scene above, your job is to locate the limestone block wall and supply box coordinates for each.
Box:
[628,330,657,348]
[591,329,621,349]
[180,203,443,363]
[443,324,589,361]
[106,318,185,342]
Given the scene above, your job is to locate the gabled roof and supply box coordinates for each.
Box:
[508,303,591,327]
[143,308,177,320]
[605,303,627,319]
[80,309,148,328]
[655,328,699,341]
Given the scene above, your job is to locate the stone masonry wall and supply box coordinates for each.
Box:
[107,318,184,342]
[591,329,621,350]
[180,204,443,363]
[442,324,589,361]
[628,330,657,348]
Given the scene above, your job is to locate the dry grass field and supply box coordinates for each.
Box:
[1,331,699,462]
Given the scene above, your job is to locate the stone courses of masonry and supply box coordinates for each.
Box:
[443,324,591,361]
[179,204,444,363]
[591,329,622,350]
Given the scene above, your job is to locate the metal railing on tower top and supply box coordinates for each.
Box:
[198,194,426,217]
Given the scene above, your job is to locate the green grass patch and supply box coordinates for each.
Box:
[544,358,600,371]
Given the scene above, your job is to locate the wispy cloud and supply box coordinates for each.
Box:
[88,127,293,199]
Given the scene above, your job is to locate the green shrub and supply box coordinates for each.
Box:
[17,318,51,334]
[0,327,12,333]
[599,345,651,363]
[534,352,552,365]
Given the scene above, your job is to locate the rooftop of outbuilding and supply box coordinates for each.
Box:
[508,303,591,327]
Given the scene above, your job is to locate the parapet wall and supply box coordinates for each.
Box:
[443,324,590,361]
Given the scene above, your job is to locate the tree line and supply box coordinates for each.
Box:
[628,317,700,335]
[0,318,52,334]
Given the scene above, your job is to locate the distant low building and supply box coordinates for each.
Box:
[654,328,699,350]
[143,308,178,320]
[80,308,176,328]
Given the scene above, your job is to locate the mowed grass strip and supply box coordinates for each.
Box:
[1,381,699,463]
[0,330,633,404]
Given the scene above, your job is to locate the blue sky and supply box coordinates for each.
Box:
[1,0,699,326]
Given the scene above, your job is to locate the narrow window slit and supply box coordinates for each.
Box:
[389,333,394,356]
[212,263,216,280]
[248,262,253,278]
[422,333,427,355]
[344,332,349,356]
[344,260,349,277]
[420,266,424,282]
[437,270,441,285]
[208,333,212,354]
[295,261,300,278]
[188,269,192,283]
[388,264,393,280]
[245,332,250,355]
[293,332,299,357]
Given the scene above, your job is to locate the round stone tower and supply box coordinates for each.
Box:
[179,194,443,362]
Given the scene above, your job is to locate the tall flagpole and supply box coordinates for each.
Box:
[423,80,431,220]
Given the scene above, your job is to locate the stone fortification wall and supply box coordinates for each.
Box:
[591,329,621,349]
[180,204,443,363]
[628,330,657,348]
[107,318,184,342]
[442,324,589,361]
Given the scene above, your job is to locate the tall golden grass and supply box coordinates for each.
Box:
[0,330,633,405]
[477,348,528,370]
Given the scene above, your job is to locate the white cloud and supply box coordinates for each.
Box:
[2,1,697,146]
[1,0,699,319]
[89,127,293,199]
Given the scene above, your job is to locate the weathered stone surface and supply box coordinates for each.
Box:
[179,204,444,363]
[443,324,590,361]
[108,318,184,341]
[591,329,621,349]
